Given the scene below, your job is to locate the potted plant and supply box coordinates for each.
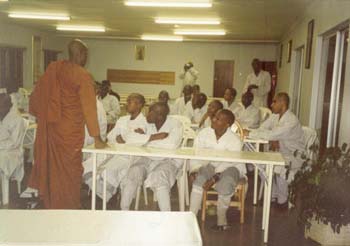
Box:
[289,144,350,245]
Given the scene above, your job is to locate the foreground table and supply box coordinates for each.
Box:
[82,144,284,243]
[0,210,202,246]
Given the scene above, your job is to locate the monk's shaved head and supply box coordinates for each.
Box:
[68,39,88,67]
[149,102,170,116]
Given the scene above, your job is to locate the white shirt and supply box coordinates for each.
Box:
[192,127,246,175]
[249,110,305,171]
[84,100,107,146]
[0,107,26,179]
[222,100,242,115]
[243,70,271,107]
[184,102,207,124]
[173,97,191,115]
[235,104,260,129]
[98,94,121,124]
[179,67,198,87]
[107,113,148,146]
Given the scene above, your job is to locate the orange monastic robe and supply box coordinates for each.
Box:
[28,60,100,209]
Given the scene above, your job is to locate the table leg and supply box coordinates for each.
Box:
[253,143,261,206]
[263,165,274,243]
[91,153,97,210]
[179,160,187,211]
[103,169,107,210]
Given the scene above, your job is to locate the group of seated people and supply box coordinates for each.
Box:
[81,83,306,231]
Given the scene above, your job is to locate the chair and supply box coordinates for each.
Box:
[259,107,272,124]
[0,118,28,206]
[231,120,244,140]
[201,177,247,224]
[302,126,319,161]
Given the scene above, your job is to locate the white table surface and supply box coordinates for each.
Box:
[0,210,202,246]
[82,144,284,243]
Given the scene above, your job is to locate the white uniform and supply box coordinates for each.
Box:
[249,110,305,204]
[189,127,245,226]
[120,117,183,211]
[184,102,207,124]
[222,100,242,115]
[243,70,271,107]
[84,100,107,147]
[173,97,191,115]
[235,104,260,129]
[83,113,148,202]
[0,107,26,201]
[179,67,198,87]
[98,94,121,124]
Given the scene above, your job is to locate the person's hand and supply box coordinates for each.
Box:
[248,84,259,92]
[94,136,108,149]
[203,174,220,191]
[149,132,169,141]
[243,129,250,137]
[134,128,145,134]
[269,140,280,151]
[116,135,125,144]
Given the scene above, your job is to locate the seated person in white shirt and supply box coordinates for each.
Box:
[189,109,246,231]
[158,90,175,115]
[243,92,305,207]
[222,87,241,115]
[83,93,147,202]
[0,93,26,205]
[120,102,183,211]
[198,100,223,128]
[173,85,193,115]
[97,80,121,132]
[184,92,207,124]
[235,91,260,129]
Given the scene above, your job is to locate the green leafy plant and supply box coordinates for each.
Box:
[289,143,350,233]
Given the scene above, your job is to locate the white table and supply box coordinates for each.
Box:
[0,210,202,246]
[82,144,284,243]
[243,137,269,205]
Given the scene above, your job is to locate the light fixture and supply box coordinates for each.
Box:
[125,1,212,8]
[8,13,70,20]
[155,18,220,25]
[141,35,183,41]
[0,0,9,2]
[56,25,105,32]
[174,29,226,35]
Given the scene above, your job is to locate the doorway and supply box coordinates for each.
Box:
[213,60,234,97]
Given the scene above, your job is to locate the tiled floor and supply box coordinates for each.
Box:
[2,162,319,246]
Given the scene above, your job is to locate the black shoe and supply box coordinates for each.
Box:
[275,201,288,210]
[210,224,231,231]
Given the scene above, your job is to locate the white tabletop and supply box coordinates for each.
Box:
[82,144,284,166]
[0,210,202,246]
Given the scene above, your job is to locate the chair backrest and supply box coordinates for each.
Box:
[302,126,318,161]
[231,120,244,141]
[259,107,272,124]
[170,115,196,147]
[22,122,37,149]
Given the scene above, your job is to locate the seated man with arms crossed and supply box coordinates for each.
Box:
[243,92,305,207]
[190,109,246,231]
[120,102,183,211]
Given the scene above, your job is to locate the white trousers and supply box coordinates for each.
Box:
[120,158,180,211]
[189,165,240,226]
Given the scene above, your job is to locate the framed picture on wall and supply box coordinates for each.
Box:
[305,19,314,69]
[287,40,292,63]
[135,45,145,60]
[279,43,283,68]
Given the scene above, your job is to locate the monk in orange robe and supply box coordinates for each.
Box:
[28,39,107,209]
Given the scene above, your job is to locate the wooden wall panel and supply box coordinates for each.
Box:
[107,69,175,85]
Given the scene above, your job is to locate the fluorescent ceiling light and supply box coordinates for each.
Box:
[0,0,9,2]
[155,18,220,25]
[125,1,212,8]
[174,29,226,35]
[9,13,70,20]
[141,35,183,41]
[57,25,105,32]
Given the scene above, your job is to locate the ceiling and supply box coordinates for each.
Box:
[0,0,314,42]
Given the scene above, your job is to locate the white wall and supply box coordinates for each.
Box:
[77,39,277,98]
[277,0,350,125]
[0,21,67,89]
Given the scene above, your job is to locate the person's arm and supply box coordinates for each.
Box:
[188,67,198,80]
[243,74,251,93]
[0,117,26,150]
[147,120,183,149]
[198,113,209,128]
